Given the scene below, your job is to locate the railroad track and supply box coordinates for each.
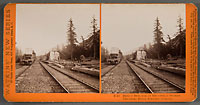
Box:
[126,60,185,93]
[125,61,152,93]
[48,63,99,90]
[40,62,99,93]
[16,64,33,79]
[101,62,120,77]
[102,60,151,93]
[132,61,185,89]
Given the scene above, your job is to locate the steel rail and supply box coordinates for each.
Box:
[42,62,99,92]
[16,62,34,79]
[101,61,121,77]
[39,62,70,93]
[133,62,185,92]
[126,60,153,93]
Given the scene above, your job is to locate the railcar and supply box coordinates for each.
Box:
[107,53,121,65]
[20,54,35,65]
[20,51,36,65]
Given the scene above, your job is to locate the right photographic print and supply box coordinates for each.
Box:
[101,4,186,93]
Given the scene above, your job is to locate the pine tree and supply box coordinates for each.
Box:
[101,47,109,62]
[177,16,184,35]
[16,47,23,62]
[91,16,98,59]
[148,43,153,58]
[176,16,185,58]
[143,44,147,51]
[67,18,77,60]
[153,17,164,59]
[81,36,85,49]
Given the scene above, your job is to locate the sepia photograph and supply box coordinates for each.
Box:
[15,4,100,93]
[101,4,186,93]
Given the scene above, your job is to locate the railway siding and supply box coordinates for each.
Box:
[133,62,185,89]
[101,60,122,77]
[127,60,185,93]
[40,62,98,93]
[15,65,30,78]
[101,65,115,76]
[47,63,99,91]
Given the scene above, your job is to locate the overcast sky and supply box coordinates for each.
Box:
[16,4,100,55]
[102,4,185,55]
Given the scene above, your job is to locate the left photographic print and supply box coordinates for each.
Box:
[15,4,100,93]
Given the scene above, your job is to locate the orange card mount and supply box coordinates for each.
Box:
[3,3,197,102]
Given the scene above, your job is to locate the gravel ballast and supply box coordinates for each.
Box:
[16,60,66,93]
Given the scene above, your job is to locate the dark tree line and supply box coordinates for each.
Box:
[16,47,23,63]
[135,16,185,60]
[101,46,109,62]
[58,17,100,61]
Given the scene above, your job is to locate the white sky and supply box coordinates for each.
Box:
[16,4,100,56]
[102,4,186,55]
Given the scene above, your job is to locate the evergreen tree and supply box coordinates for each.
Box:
[166,34,174,56]
[175,16,185,58]
[177,16,184,35]
[101,47,109,62]
[143,44,147,51]
[16,47,23,62]
[153,17,164,59]
[67,18,78,60]
[91,16,98,59]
